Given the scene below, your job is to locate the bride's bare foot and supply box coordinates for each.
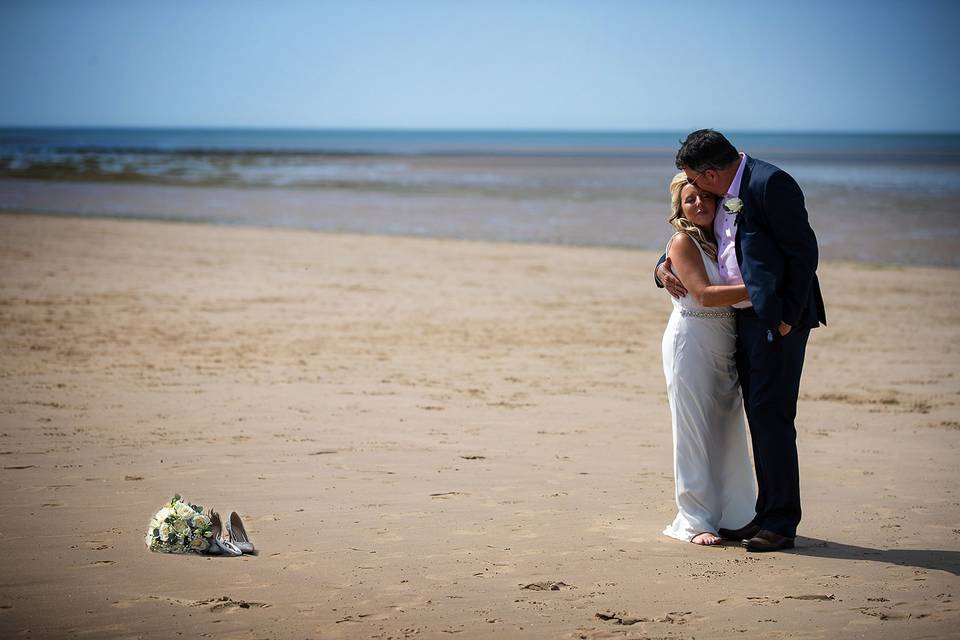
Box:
[691,532,722,546]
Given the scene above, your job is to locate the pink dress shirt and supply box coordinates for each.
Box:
[714,153,752,309]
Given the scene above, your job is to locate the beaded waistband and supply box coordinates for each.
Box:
[679,309,735,319]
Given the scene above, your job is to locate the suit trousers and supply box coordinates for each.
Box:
[735,311,809,538]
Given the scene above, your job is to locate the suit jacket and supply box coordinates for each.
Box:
[659,157,826,330]
[736,157,825,329]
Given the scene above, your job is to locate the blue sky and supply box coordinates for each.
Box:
[1,0,958,131]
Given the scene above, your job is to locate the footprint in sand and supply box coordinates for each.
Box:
[596,610,692,625]
[335,613,375,624]
[855,607,913,621]
[86,560,116,567]
[194,596,269,612]
[595,611,647,625]
[520,581,573,591]
[112,594,266,611]
[430,491,467,499]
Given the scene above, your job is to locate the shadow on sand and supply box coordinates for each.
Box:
[791,537,960,576]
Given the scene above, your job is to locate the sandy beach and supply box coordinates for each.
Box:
[1,211,958,639]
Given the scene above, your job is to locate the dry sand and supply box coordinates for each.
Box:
[0,212,958,639]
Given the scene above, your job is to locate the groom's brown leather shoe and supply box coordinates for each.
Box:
[743,529,795,552]
[718,523,761,541]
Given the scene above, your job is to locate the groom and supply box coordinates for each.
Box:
[656,129,826,552]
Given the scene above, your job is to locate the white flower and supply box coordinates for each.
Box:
[157,507,174,522]
[158,522,174,542]
[173,523,191,543]
[191,513,211,530]
[189,536,210,552]
[174,501,195,520]
[724,197,744,213]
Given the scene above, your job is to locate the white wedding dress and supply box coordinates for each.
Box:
[661,234,756,541]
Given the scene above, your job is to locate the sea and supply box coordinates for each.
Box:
[2,128,959,266]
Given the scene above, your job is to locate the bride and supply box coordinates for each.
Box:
[661,172,756,546]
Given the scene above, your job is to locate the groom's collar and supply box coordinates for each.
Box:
[725,153,748,199]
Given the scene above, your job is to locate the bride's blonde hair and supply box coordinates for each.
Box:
[668,172,718,261]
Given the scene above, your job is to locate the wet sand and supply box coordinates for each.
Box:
[0,212,958,639]
[3,154,960,267]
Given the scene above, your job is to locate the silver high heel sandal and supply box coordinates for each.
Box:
[209,511,242,556]
[227,512,255,554]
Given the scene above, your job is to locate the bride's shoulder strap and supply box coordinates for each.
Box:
[666,231,680,251]
[666,231,691,255]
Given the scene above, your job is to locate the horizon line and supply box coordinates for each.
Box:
[2,124,959,136]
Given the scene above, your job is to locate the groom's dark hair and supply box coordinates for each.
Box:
[676,129,739,172]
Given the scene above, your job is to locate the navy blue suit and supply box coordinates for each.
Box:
[734,157,825,332]
[659,156,826,538]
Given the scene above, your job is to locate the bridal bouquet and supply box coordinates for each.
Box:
[144,494,214,554]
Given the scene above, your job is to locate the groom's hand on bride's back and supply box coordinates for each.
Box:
[657,257,688,298]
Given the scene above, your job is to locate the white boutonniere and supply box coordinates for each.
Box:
[723,197,743,214]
